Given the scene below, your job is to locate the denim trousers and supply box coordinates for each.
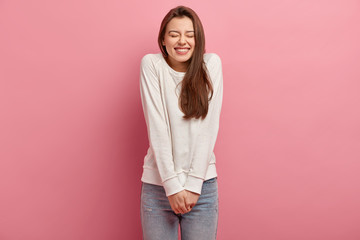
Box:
[140,177,218,240]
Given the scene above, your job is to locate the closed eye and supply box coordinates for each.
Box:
[170,35,194,38]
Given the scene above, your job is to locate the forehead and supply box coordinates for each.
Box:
[166,16,194,31]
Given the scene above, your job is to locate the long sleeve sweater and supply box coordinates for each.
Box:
[139,52,223,197]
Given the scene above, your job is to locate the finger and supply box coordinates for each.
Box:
[174,204,182,214]
[176,201,185,214]
[181,203,189,214]
[183,197,189,211]
[184,194,192,212]
[177,204,186,214]
[187,204,193,212]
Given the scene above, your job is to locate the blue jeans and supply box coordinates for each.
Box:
[140,177,219,240]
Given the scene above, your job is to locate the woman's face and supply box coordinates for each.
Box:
[162,16,195,72]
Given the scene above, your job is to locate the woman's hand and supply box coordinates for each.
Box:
[168,190,200,214]
[184,190,200,211]
[168,190,190,214]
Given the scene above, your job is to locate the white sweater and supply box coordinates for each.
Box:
[139,52,223,197]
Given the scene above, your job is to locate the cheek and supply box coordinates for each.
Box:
[166,38,177,45]
[164,38,172,46]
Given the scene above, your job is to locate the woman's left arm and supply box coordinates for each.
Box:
[183,53,224,195]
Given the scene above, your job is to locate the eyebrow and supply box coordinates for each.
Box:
[168,30,194,34]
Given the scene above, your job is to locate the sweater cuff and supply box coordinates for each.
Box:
[163,176,185,197]
[183,175,204,195]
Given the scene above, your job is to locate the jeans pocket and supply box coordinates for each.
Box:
[204,177,217,184]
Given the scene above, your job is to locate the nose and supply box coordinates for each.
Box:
[179,35,186,45]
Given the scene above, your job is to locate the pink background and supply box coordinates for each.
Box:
[1,0,360,239]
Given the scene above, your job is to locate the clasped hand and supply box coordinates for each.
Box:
[168,190,200,214]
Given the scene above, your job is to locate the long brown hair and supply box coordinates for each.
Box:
[158,5,213,120]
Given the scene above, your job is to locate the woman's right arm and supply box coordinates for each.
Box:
[139,54,185,197]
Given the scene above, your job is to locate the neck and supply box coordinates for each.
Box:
[166,56,189,72]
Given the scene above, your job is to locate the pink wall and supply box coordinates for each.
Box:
[1,0,359,239]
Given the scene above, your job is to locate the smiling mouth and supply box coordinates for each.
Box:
[174,48,190,54]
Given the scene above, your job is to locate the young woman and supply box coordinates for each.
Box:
[139,5,223,240]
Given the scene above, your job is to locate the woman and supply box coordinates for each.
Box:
[139,5,223,240]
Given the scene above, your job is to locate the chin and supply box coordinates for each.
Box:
[171,53,193,62]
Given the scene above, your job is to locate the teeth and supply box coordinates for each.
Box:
[176,49,189,52]
[175,48,189,52]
